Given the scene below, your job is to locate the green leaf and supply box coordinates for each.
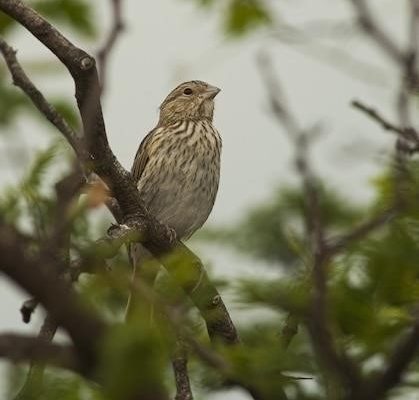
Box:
[237,277,310,314]
[225,0,272,36]
[0,12,16,35]
[201,184,363,267]
[21,140,62,193]
[0,77,29,126]
[99,323,168,400]
[51,99,80,129]
[32,0,97,37]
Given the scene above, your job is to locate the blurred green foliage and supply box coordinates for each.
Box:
[8,367,104,400]
[0,139,95,252]
[194,159,419,398]
[201,185,363,267]
[99,322,168,400]
[192,0,272,36]
[0,0,95,36]
[33,0,96,37]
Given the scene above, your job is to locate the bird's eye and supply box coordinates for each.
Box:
[183,88,193,95]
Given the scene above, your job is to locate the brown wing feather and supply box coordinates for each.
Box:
[131,129,156,182]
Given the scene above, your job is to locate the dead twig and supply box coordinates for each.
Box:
[0,37,83,157]
[97,0,125,91]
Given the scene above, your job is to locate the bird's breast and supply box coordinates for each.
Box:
[137,119,222,238]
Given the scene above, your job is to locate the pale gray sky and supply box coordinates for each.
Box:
[0,0,410,398]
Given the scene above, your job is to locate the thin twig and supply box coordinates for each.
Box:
[0,37,82,157]
[97,0,125,91]
[327,206,399,254]
[280,314,299,349]
[352,99,419,154]
[20,298,38,324]
[352,100,413,137]
[349,0,406,65]
[172,339,193,400]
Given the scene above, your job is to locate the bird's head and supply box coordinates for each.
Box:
[159,80,220,125]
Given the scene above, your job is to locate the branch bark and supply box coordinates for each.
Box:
[0,333,79,373]
[0,223,106,372]
[97,0,125,91]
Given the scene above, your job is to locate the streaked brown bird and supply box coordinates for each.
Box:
[127,80,222,316]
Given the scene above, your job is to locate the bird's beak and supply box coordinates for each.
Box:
[204,85,221,100]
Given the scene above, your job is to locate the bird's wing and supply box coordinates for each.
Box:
[131,128,157,182]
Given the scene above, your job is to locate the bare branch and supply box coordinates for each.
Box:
[0,223,106,370]
[14,315,58,400]
[97,0,125,91]
[352,99,419,154]
[20,298,38,324]
[0,37,82,156]
[352,100,413,137]
[349,0,406,65]
[172,339,193,400]
[280,314,299,349]
[0,333,79,373]
[327,206,399,254]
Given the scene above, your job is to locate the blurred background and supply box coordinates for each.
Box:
[0,0,414,399]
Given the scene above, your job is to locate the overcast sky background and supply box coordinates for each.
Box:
[0,0,411,398]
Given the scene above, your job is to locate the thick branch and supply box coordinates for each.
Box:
[0,333,79,373]
[0,223,106,371]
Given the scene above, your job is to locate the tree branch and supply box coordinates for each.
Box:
[0,37,82,156]
[327,205,399,254]
[97,0,125,91]
[349,0,406,65]
[0,223,106,372]
[13,315,58,400]
[352,100,419,151]
[0,333,79,373]
[172,339,193,400]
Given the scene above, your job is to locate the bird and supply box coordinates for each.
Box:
[126,80,222,318]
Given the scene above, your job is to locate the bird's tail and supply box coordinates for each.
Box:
[125,243,160,323]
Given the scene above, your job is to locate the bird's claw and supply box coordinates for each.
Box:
[165,225,177,244]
